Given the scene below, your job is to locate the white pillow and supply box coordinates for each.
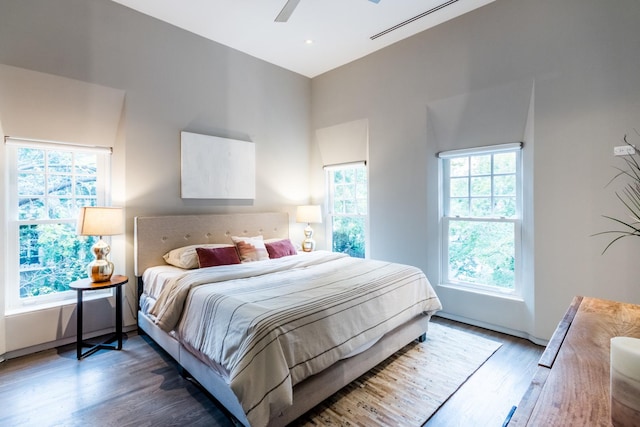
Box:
[163,244,234,269]
[231,235,270,263]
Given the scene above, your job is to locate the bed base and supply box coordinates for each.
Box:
[138,310,431,427]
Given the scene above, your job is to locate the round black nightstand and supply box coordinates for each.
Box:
[69,275,128,360]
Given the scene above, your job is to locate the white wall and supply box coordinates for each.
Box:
[2,0,639,356]
[311,0,640,341]
[0,0,312,356]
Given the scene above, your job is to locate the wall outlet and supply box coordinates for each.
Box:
[614,145,636,156]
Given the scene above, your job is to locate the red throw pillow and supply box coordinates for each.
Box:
[265,239,297,259]
[196,246,241,268]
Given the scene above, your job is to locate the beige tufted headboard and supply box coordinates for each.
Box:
[134,212,290,276]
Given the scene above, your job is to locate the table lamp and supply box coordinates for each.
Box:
[296,205,322,252]
[77,206,124,282]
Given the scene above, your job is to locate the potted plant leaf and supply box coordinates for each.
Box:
[597,133,640,253]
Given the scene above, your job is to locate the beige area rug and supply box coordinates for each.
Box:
[291,321,502,427]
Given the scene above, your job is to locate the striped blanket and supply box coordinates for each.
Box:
[147,251,441,427]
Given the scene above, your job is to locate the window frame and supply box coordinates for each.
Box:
[439,143,523,297]
[5,137,112,311]
[325,162,369,259]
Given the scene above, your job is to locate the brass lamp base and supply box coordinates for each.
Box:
[88,238,114,282]
[302,224,316,252]
[88,259,114,282]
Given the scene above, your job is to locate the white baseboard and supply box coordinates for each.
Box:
[1,325,138,361]
[434,312,549,347]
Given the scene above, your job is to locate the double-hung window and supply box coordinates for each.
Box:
[326,162,368,258]
[5,137,112,310]
[439,143,522,295]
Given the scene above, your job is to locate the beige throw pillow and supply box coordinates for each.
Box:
[163,243,235,269]
[231,235,269,263]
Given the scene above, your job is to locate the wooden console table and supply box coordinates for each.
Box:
[510,296,640,426]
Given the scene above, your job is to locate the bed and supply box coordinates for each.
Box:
[134,212,442,427]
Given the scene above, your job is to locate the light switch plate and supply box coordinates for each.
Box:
[614,145,636,156]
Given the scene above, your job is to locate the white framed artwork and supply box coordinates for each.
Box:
[180,131,255,199]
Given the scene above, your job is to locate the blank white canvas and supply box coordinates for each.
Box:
[181,131,255,199]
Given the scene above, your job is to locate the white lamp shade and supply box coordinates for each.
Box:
[296,205,322,224]
[77,206,124,236]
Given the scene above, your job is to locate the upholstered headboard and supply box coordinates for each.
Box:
[134,212,290,276]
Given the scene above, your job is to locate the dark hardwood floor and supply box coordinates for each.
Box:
[0,317,543,426]
[425,317,543,427]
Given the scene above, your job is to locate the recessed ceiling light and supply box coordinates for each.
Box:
[305,39,314,45]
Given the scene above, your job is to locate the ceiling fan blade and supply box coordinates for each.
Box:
[275,0,301,23]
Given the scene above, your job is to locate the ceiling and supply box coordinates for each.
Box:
[110,0,494,78]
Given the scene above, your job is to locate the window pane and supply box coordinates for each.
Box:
[18,198,46,220]
[448,220,515,289]
[450,157,468,177]
[48,174,73,196]
[450,177,468,197]
[75,177,97,196]
[357,199,367,214]
[356,182,367,200]
[75,198,97,209]
[336,183,354,200]
[19,225,40,266]
[18,148,45,172]
[471,155,491,175]
[18,173,45,196]
[470,176,491,196]
[343,200,356,214]
[470,198,492,217]
[74,152,97,175]
[494,175,515,196]
[494,152,516,174]
[493,197,516,217]
[19,223,96,298]
[48,198,76,219]
[332,216,365,258]
[47,151,73,173]
[342,169,355,183]
[449,198,469,216]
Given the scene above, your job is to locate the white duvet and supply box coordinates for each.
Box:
[144,251,442,427]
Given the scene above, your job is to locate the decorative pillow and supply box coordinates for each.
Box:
[265,239,297,259]
[163,244,234,269]
[231,235,269,263]
[265,237,303,251]
[196,246,241,268]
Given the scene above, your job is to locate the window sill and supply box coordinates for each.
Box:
[437,282,524,302]
[5,289,112,316]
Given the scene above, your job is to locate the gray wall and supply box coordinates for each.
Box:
[0,0,311,355]
[2,0,640,355]
[311,0,640,341]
